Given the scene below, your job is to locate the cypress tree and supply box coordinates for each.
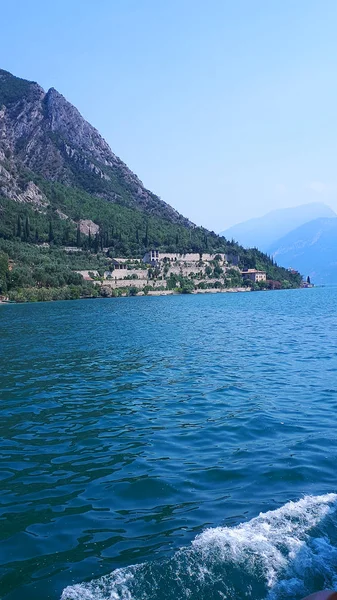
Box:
[76,224,81,247]
[17,215,22,239]
[93,233,99,253]
[49,220,54,243]
[25,216,30,242]
[63,226,70,245]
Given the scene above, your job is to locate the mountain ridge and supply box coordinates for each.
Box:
[219,202,336,251]
[0,67,302,298]
[0,68,190,226]
[269,216,337,284]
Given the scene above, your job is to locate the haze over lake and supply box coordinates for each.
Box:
[1,289,337,600]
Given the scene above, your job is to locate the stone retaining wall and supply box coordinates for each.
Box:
[102,279,167,290]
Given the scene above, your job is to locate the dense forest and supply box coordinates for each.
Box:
[0,186,302,302]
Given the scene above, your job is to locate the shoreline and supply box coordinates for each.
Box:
[0,287,251,304]
[144,287,251,296]
[0,286,309,305]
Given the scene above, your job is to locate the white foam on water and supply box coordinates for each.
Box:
[193,493,337,590]
[61,493,337,600]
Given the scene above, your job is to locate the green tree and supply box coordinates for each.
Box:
[76,224,81,247]
[17,215,22,239]
[180,277,194,294]
[25,216,30,242]
[93,233,99,253]
[0,251,9,294]
[213,264,223,278]
[48,220,54,243]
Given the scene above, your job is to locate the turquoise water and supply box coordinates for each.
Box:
[1,288,337,600]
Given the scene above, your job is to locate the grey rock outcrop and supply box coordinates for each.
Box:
[79,219,100,236]
[0,68,191,225]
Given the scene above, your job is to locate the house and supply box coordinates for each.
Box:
[242,269,266,283]
[142,250,160,265]
[111,258,128,269]
[142,251,230,266]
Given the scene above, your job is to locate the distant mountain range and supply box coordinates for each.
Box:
[220,203,336,252]
[220,203,337,284]
[269,217,337,284]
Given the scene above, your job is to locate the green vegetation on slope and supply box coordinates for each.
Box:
[0,64,302,300]
[0,69,37,107]
[0,187,302,303]
[0,241,105,301]
[1,182,301,271]
[0,164,246,256]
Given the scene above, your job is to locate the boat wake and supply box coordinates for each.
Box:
[61,493,337,600]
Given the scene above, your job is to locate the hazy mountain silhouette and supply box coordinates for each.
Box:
[269,217,337,284]
[220,203,336,251]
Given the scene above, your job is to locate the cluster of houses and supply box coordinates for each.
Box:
[76,251,267,291]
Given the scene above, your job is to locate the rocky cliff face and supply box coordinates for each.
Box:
[0,68,190,225]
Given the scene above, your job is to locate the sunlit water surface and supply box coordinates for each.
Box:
[1,288,337,600]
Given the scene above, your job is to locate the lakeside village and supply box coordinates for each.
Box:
[70,248,306,297]
[0,242,310,303]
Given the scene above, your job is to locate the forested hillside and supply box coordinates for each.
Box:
[0,68,302,300]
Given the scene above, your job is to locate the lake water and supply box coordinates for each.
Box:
[1,288,337,600]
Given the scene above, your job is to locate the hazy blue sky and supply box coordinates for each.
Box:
[2,0,337,230]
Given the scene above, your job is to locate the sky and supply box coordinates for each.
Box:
[2,0,337,231]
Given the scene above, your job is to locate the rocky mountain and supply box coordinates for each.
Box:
[0,68,188,226]
[0,68,302,294]
[219,203,336,251]
[269,217,337,284]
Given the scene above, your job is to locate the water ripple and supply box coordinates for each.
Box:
[1,288,337,599]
